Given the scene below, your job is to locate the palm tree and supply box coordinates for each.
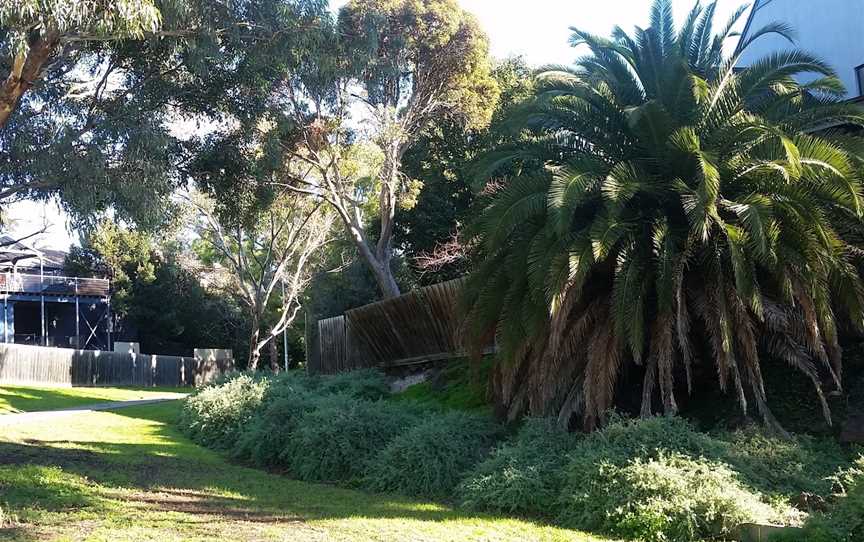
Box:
[463,0,864,433]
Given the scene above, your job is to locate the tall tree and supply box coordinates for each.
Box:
[0,0,161,127]
[397,57,534,283]
[190,192,333,370]
[0,0,329,228]
[464,0,864,433]
[272,0,498,297]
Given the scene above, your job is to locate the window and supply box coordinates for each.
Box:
[857,64,864,97]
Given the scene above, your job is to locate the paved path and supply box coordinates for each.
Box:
[0,395,186,426]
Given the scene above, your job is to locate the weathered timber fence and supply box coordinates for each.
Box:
[310,279,470,374]
[0,343,234,387]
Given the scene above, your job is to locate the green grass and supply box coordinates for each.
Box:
[393,357,493,412]
[0,386,188,413]
[0,400,612,541]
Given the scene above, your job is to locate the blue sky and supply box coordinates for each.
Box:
[10,0,752,249]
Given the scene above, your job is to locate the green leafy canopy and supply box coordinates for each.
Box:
[463,0,864,433]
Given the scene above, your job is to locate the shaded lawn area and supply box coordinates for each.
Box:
[0,401,612,542]
[0,386,188,413]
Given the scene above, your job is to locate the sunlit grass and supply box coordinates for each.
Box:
[0,385,188,413]
[0,401,614,541]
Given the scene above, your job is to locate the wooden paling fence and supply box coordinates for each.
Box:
[310,279,469,375]
[0,343,234,387]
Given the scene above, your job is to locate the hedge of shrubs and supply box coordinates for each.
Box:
[179,370,863,542]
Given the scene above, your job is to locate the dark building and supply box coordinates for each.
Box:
[0,235,110,350]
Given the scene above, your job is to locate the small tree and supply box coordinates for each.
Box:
[276,0,498,298]
[190,192,333,370]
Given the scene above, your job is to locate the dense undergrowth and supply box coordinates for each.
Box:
[179,369,864,542]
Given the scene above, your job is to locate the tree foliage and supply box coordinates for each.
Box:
[397,56,534,283]
[0,0,329,228]
[190,191,334,369]
[463,0,864,432]
[262,0,499,298]
[66,220,245,357]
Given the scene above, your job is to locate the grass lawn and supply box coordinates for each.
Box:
[0,400,612,542]
[0,386,189,413]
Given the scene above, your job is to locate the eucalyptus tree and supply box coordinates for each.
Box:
[270,0,498,298]
[189,191,334,370]
[0,0,329,228]
[464,0,864,433]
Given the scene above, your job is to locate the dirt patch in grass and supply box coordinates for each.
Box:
[123,488,307,524]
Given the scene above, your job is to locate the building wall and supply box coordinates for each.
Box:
[736,0,864,99]
[0,297,110,350]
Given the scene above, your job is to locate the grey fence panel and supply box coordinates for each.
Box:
[0,343,233,387]
[316,316,348,375]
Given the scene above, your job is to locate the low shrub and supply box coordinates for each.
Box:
[716,427,853,496]
[557,416,789,542]
[788,456,864,542]
[178,374,269,449]
[315,369,391,400]
[283,395,419,483]
[561,452,778,542]
[232,387,317,466]
[458,417,579,516]
[363,410,502,499]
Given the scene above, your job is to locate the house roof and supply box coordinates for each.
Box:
[0,234,67,269]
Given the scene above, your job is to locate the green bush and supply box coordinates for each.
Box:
[232,387,317,467]
[283,395,419,483]
[790,456,864,542]
[716,427,853,496]
[178,374,269,449]
[557,416,787,542]
[458,417,579,516]
[561,452,778,542]
[315,369,391,400]
[364,410,501,499]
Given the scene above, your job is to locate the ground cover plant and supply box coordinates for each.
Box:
[178,369,864,542]
[363,410,502,498]
[178,373,270,449]
[283,395,419,483]
[458,417,580,516]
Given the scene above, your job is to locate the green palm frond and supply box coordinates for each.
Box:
[463,0,864,432]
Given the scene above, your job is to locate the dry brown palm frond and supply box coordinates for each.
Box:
[764,332,833,425]
[533,296,606,417]
[640,354,657,419]
[728,285,779,429]
[761,298,834,423]
[691,282,731,391]
[656,313,678,416]
[557,374,586,429]
[694,276,749,414]
[582,306,622,430]
[789,282,842,391]
[675,274,694,393]
[548,278,583,357]
[791,280,830,365]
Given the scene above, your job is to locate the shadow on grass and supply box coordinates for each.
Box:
[0,402,528,528]
[0,386,188,414]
